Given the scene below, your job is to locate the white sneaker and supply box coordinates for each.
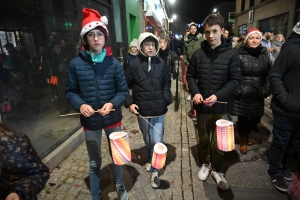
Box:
[198,163,211,181]
[150,171,160,189]
[145,163,151,172]
[211,171,229,190]
[186,94,191,101]
[191,116,197,122]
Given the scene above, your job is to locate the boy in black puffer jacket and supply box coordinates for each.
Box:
[186,14,241,191]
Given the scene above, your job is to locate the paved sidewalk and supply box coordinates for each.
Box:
[39,73,205,199]
[39,66,293,199]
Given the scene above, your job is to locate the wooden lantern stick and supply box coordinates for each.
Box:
[60,109,115,117]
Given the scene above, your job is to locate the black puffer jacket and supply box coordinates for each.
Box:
[230,44,271,117]
[269,37,300,118]
[187,38,241,114]
[125,53,172,116]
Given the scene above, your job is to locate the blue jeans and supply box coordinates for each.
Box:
[137,115,164,171]
[84,126,124,200]
[268,111,300,176]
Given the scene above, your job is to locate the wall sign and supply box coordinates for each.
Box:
[248,10,254,23]
[238,24,247,36]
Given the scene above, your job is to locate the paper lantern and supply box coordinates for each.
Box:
[151,143,168,170]
[109,132,131,165]
[47,75,58,85]
[216,119,235,152]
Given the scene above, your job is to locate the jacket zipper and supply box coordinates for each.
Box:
[93,62,100,106]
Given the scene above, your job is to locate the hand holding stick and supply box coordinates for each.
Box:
[60,109,115,117]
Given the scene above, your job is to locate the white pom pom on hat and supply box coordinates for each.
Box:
[100,16,108,25]
[80,8,109,39]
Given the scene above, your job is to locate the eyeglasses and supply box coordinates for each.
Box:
[86,32,105,40]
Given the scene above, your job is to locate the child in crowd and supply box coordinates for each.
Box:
[125,32,172,189]
[123,38,138,70]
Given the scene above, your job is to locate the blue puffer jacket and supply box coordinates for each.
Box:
[66,46,129,130]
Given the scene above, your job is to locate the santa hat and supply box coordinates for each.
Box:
[293,22,300,35]
[80,8,109,39]
[129,39,138,48]
[245,28,262,41]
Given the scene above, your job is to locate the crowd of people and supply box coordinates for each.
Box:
[1,6,300,200]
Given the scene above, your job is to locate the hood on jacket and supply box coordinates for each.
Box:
[137,32,159,57]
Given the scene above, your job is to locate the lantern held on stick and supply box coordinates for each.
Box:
[216,119,235,152]
[109,132,131,165]
[151,143,168,170]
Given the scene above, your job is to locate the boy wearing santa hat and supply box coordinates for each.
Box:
[66,8,129,200]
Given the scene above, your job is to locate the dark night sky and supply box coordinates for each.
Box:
[168,0,235,24]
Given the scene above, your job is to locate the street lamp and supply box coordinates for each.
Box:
[173,14,177,20]
[213,8,217,13]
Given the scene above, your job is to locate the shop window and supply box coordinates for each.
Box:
[52,0,76,16]
[7,32,16,46]
[259,12,289,38]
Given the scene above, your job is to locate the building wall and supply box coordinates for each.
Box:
[218,2,236,36]
[125,0,140,44]
[235,0,297,37]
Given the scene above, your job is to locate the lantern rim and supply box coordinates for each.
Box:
[109,131,128,140]
[216,119,233,127]
[153,142,168,154]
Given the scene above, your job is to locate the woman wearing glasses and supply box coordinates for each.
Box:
[65,8,129,200]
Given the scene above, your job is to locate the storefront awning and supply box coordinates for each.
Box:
[145,10,165,31]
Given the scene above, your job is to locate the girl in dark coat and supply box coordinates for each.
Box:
[0,123,49,200]
[158,38,175,78]
[65,8,129,200]
[123,39,138,70]
[230,28,271,154]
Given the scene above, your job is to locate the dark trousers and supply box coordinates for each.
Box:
[237,116,261,138]
[196,113,225,172]
[268,111,300,176]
